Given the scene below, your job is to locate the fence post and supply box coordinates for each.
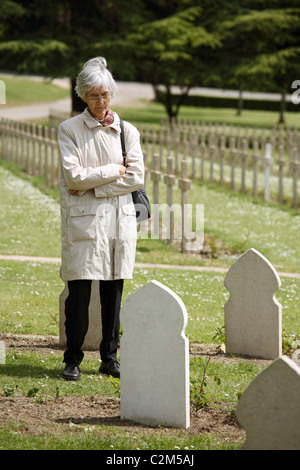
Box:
[151,126,157,155]
[229,136,236,191]
[164,157,176,244]
[37,125,43,177]
[277,143,286,205]
[252,139,259,198]
[142,125,149,157]
[173,128,180,176]
[151,153,161,238]
[264,143,272,202]
[241,139,248,194]
[25,123,30,173]
[159,127,164,171]
[209,133,216,183]
[219,134,226,185]
[178,160,191,253]
[50,127,57,186]
[200,129,206,182]
[291,159,300,209]
[20,122,25,168]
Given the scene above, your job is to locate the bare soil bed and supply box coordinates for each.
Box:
[0,333,271,446]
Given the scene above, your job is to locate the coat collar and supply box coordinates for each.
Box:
[82,107,121,133]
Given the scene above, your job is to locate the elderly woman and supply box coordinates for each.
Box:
[58,57,144,380]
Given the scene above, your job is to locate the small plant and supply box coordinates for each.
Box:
[229,230,251,254]
[282,331,300,357]
[106,376,120,397]
[213,325,226,353]
[213,325,225,344]
[1,384,18,397]
[49,312,59,328]
[207,236,220,259]
[27,387,39,398]
[190,357,222,411]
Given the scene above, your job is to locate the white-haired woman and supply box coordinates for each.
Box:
[58,57,144,380]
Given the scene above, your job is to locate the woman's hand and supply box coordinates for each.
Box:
[69,189,92,195]
[69,189,81,195]
[117,164,126,175]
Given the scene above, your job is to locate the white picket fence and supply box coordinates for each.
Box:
[0,115,299,210]
[0,118,59,186]
[137,118,300,209]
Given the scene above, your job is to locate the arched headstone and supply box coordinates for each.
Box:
[120,280,190,429]
[224,248,282,359]
[236,356,300,450]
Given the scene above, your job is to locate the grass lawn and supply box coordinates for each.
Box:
[0,75,69,106]
[0,158,299,450]
[0,79,299,450]
[113,99,300,130]
[0,157,299,342]
[0,259,298,341]
[1,158,299,273]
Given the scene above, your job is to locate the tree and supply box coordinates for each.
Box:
[0,0,148,112]
[216,4,300,122]
[126,6,219,121]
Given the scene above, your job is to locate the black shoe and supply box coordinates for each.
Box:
[99,360,120,378]
[62,363,80,381]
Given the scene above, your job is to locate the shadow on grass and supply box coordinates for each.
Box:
[0,362,63,379]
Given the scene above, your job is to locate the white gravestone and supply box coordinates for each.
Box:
[236,356,300,450]
[120,280,190,429]
[59,280,102,350]
[224,248,282,359]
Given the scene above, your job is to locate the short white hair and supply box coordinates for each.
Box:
[75,56,119,99]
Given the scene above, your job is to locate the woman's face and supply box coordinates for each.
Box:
[84,86,111,120]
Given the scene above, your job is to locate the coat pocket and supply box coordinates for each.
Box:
[119,201,137,240]
[68,205,98,242]
[121,200,136,216]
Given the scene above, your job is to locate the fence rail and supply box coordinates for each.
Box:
[0,118,59,186]
[0,115,299,212]
[137,119,300,209]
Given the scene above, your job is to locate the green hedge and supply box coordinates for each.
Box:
[157,92,299,113]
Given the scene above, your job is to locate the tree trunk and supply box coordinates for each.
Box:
[71,78,86,114]
[174,85,192,118]
[236,87,243,116]
[278,88,286,125]
[165,85,177,123]
[153,84,177,123]
[153,84,192,124]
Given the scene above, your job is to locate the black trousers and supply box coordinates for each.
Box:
[63,279,124,366]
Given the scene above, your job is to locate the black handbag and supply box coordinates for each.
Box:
[120,120,151,222]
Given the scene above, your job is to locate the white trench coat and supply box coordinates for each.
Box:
[57,108,144,281]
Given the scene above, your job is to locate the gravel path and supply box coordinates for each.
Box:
[0,254,299,279]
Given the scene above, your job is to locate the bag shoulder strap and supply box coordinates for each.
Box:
[120,120,127,165]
